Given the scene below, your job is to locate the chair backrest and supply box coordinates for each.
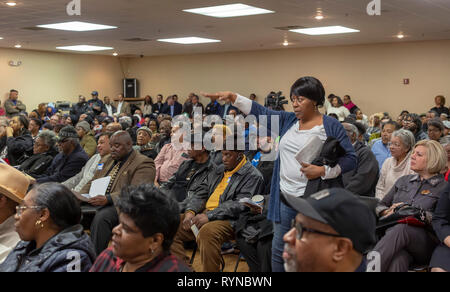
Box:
[358,196,380,216]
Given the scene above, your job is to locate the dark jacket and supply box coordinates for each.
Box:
[0,225,96,272]
[218,103,239,119]
[205,101,221,116]
[304,137,346,198]
[432,183,450,242]
[235,196,273,244]
[1,128,34,166]
[342,141,380,197]
[19,147,59,178]
[161,102,183,117]
[36,144,89,183]
[70,102,90,120]
[160,157,214,209]
[186,160,264,226]
[87,98,106,116]
[152,102,163,115]
[247,151,275,195]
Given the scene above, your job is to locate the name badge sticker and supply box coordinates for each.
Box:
[97,163,104,171]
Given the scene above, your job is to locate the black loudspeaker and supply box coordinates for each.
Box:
[123,78,138,98]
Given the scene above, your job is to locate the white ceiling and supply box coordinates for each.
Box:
[0,0,450,57]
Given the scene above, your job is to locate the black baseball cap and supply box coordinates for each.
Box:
[281,188,376,254]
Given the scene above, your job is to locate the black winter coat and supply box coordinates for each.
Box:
[19,147,59,178]
[186,161,264,226]
[0,225,96,272]
[36,144,88,183]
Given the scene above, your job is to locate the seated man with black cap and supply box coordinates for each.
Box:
[35,126,89,183]
[282,188,377,272]
[170,134,264,272]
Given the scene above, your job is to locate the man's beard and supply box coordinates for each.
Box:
[283,243,298,272]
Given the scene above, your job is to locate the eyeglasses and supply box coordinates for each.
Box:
[16,205,43,216]
[290,96,307,104]
[291,219,341,240]
[387,142,402,148]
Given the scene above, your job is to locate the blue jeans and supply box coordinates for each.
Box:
[271,201,298,272]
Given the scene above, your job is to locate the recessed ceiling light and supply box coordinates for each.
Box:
[397,33,405,39]
[56,45,114,52]
[37,21,117,32]
[157,37,221,44]
[113,52,118,56]
[0,37,3,40]
[315,15,324,20]
[183,3,274,18]
[290,26,359,35]
[14,44,21,48]
[283,40,289,46]
[6,2,17,7]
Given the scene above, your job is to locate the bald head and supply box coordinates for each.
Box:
[106,122,123,134]
[159,120,172,137]
[110,131,133,161]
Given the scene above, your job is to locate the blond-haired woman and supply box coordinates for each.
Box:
[373,139,448,272]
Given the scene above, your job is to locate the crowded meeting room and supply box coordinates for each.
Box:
[1,0,450,275]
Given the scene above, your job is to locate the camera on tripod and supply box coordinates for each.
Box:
[264,91,288,111]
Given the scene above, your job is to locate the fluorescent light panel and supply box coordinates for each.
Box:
[56,45,114,52]
[37,21,117,32]
[183,3,274,18]
[290,26,359,35]
[157,37,221,44]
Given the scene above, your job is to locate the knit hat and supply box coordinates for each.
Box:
[57,126,79,141]
[137,126,152,137]
[76,121,91,133]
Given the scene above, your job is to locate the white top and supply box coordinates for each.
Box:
[375,151,414,200]
[327,106,350,122]
[0,216,20,264]
[280,122,328,197]
[117,102,124,115]
[105,104,114,117]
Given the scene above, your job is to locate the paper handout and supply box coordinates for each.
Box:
[295,135,323,165]
[81,176,111,200]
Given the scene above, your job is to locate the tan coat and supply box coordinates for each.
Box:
[114,101,131,116]
[80,150,155,204]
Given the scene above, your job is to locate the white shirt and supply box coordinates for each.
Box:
[117,102,123,115]
[105,104,114,117]
[279,122,328,197]
[327,106,350,122]
[0,216,20,264]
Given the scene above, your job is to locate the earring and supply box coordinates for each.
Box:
[35,220,44,228]
[150,248,154,256]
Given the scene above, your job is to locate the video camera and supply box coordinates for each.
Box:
[264,91,288,111]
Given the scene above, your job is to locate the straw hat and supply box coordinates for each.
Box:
[0,163,31,203]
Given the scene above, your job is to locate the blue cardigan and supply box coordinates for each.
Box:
[248,101,357,222]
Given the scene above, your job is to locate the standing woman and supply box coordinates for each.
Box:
[0,183,96,272]
[431,95,449,117]
[203,76,357,271]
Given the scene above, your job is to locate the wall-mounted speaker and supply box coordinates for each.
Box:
[123,78,138,98]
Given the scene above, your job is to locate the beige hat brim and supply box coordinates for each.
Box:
[0,185,24,204]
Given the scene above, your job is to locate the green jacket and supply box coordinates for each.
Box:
[80,132,97,158]
[4,99,26,117]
